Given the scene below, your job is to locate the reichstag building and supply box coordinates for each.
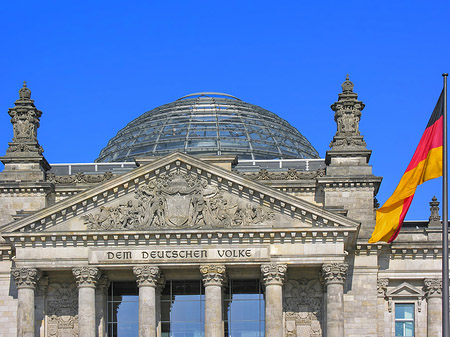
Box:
[0,78,444,336]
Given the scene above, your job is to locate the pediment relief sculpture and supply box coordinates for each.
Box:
[82,171,276,230]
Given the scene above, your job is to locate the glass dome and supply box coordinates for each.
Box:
[95,93,319,162]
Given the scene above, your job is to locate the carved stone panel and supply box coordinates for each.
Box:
[283,279,323,337]
[82,171,275,230]
[46,282,79,337]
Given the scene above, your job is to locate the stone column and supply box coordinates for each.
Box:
[96,275,110,337]
[73,267,101,337]
[376,279,388,337]
[322,263,348,337]
[156,277,166,337]
[11,267,41,337]
[260,263,287,337]
[133,265,161,337]
[200,265,226,337]
[424,278,442,337]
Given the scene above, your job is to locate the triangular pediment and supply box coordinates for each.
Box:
[386,282,424,298]
[1,152,360,234]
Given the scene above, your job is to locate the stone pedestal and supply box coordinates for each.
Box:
[12,268,41,337]
[322,263,348,337]
[260,263,287,337]
[73,267,101,337]
[424,278,442,337]
[133,265,161,337]
[200,265,226,337]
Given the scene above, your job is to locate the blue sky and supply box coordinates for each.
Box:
[0,1,449,220]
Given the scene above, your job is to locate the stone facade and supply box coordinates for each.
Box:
[0,79,445,336]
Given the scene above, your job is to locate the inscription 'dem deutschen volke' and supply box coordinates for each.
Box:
[89,247,269,263]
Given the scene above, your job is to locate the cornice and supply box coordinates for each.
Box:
[3,227,356,249]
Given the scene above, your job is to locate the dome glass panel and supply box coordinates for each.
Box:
[95,93,319,162]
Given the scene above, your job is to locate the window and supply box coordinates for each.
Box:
[223,280,265,337]
[395,303,415,337]
[161,280,205,337]
[107,281,139,337]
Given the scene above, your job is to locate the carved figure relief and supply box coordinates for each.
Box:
[46,282,79,337]
[283,279,323,337]
[83,171,275,230]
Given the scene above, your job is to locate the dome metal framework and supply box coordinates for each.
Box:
[95,93,319,162]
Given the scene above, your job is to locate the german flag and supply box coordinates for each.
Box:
[369,90,444,243]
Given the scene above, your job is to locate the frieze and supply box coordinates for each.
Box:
[239,168,325,181]
[47,171,115,184]
[82,171,275,230]
[284,279,323,337]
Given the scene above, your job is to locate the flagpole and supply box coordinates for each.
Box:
[443,72,448,337]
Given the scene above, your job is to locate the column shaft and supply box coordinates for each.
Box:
[79,286,97,337]
[17,287,35,337]
[73,267,100,337]
[326,282,344,336]
[260,263,287,337]
[265,284,283,337]
[139,285,157,337]
[204,285,223,336]
[200,265,226,337]
[12,268,41,337]
[133,265,160,337]
[322,263,348,337]
[425,278,443,337]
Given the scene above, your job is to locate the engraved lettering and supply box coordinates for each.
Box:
[142,251,149,259]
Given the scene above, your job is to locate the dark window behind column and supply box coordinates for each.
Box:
[107,281,139,337]
[161,280,205,337]
[224,280,265,337]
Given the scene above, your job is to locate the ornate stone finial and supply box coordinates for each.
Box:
[428,196,441,228]
[329,76,367,150]
[11,267,42,289]
[72,267,101,288]
[377,278,389,297]
[133,265,161,287]
[260,263,287,286]
[424,278,442,298]
[321,263,348,284]
[342,74,354,93]
[18,81,32,100]
[200,265,226,286]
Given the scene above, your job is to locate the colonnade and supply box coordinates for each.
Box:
[13,263,442,337]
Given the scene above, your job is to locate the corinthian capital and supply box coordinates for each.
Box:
[424,278,442,298]
[72,267,101,288]
[11,267,41,289]
[321,263,348,284]
[133,265,161,287]
[200,265,226,286]
[260,263,287,286]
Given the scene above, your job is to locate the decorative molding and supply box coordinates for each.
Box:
[424,278,442,298]
[72,267,100,288]
[261,263,287,286]
[82,171,275,230]
[47,172,115,184]
[377,278,389,298]
[284,279,323,337]
[11,267,41,289]
[321,263,348,284]
[200,265,226,286]
[241,168,325,181]
[46,282,78,336]
[133,265,161,287]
